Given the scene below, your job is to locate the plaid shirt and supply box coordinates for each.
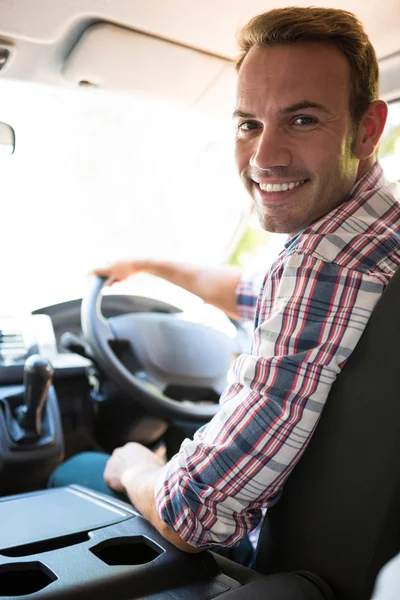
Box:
[155,163,400,549]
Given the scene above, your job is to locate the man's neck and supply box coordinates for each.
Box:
[356,156,377,181]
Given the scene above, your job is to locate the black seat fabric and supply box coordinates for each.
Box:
[254,267,400,600]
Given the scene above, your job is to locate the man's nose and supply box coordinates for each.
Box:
[249,127,291,170]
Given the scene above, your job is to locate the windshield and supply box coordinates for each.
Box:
[1,79,249,313]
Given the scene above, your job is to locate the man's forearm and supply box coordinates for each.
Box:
[121,465,201,554]
[137,260,242,319]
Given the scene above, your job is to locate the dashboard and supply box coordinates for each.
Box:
[0,295,189,458]
[0,294,250,390]
[0,293,251,479]
[0,313,90,385]
[0,295,186,385]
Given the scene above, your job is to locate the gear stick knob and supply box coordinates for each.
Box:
[19,354,54,438]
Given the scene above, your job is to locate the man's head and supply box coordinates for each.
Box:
[234,7,388,235]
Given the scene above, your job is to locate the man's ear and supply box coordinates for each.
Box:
[354,100,388,160]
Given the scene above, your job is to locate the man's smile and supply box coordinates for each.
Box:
[252,178,310,204]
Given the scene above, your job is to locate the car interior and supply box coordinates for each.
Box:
[0,1,399,599]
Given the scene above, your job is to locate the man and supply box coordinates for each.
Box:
[49,6,400,558]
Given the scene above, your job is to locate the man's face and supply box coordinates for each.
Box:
[235,42,361,235]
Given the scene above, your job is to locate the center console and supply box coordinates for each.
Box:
[0,486,333,600]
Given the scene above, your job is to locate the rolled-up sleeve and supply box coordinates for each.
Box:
[155,253,384,549]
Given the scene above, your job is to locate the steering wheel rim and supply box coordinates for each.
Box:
[81,276,222,422]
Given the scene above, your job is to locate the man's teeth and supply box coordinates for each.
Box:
[259,180,306,192]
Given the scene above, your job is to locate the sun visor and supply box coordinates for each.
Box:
[62,22,232,108]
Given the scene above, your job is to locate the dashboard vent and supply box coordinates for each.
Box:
[0,327,27,362]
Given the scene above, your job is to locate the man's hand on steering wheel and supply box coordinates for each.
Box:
[92,260,148,284]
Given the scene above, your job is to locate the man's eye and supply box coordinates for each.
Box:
[238,121,259,132]
[292,116,318,126]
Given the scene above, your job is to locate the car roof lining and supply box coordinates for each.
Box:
[1,0,400,59]
[0,0,399,108]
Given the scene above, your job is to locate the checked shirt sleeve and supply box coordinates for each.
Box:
[235,271,261,322]
[155,253,384,549]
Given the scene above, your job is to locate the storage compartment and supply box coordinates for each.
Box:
[0,487,132,552]
[90,535,164,566]
[0,561,57,596]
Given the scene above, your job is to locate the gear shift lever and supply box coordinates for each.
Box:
[18,354,54,438]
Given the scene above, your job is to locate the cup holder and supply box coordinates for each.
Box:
[0,561,57,596]
[90,535,164,566]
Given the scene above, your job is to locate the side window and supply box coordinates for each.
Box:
[228,212,286,272]
[229,212,270,267]
[380,99,400,182]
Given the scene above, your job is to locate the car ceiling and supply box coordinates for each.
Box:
[0,0,399,111]
[2,0,400,59]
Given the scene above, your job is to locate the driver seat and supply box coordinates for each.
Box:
[254,266,400,599]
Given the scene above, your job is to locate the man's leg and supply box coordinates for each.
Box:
[47,451,127,502]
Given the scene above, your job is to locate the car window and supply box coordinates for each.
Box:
[379,98,400,181]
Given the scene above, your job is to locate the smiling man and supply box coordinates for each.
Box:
[50,7,400,559]
[234,32,384,236]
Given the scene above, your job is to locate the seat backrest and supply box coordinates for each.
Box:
[255,267,400,600]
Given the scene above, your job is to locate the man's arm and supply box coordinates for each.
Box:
[106,255,385,552]
[103,443,200,553]
[153,255,385,549]
[93,260,242,320]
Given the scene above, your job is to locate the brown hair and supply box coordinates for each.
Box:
[237,7,379,125]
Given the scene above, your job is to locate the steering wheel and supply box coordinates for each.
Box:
[81,277,236,422]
